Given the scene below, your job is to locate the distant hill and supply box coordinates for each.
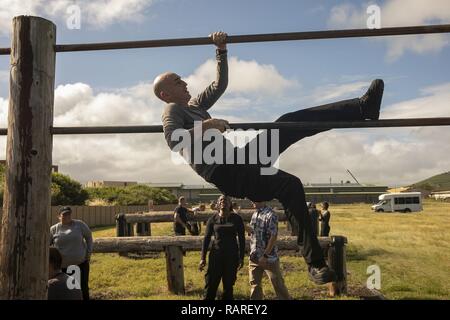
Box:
[410,171,450,191]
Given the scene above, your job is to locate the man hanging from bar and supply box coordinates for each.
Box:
[154,31,384,285]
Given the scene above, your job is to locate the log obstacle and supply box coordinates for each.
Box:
[93,235,348,296]
[115,210,312,237]
[116,210,317,237]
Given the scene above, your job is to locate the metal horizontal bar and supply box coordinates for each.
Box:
[1,24,449,55]
[0,118,449,136]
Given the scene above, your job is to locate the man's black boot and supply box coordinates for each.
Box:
[308,261,336,285]
[360,79,384,120]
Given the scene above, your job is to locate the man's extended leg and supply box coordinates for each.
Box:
[242,79,384,159]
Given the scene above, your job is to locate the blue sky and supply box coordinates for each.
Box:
[0,0,449,186]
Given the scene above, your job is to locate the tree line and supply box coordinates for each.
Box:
[0,164,176,206]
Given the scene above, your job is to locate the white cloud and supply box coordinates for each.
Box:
[183,56,299,121]
[328,3,366,28]
[279,126,450,186]
[53,82,161,126]
[382,82,450,118]
[185,57,298,98]
[310,81,370,104]
[0,96,7,126]
[0,0,155,36]
[327,0,450,60]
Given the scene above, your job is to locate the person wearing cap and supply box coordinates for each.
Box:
[173,196,195,235]
[50,206,93,300]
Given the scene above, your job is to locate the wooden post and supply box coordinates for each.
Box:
[136,222,151,236]
[127,223,135,236]
[0,16,56,299]
[165,245,185,295]
[327,236,348,296]
[115,213,126,237]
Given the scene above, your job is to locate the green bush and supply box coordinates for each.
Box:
[51,172,89,205]
[85,184,176,206]
[0,163,88,206]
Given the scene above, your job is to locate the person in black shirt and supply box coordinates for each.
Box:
[199,195,245,300]
[308,202,320,237]
[173,196,193,235]
[319,202,331,237]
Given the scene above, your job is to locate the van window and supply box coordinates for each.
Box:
[405,197,413,204]
[395,197,405,205]
[413,197,420,204]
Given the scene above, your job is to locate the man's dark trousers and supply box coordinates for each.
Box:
[209,98,363,266]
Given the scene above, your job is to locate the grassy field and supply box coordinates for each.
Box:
[89,200,450,300]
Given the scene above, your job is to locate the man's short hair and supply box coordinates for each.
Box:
[49,247,62,270]
[178,196,185,203]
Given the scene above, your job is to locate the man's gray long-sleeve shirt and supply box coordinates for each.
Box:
[161,50,228,181]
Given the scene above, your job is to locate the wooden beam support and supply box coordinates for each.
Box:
[0,16,56,300]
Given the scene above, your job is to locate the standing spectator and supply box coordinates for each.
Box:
[173,196,194,235]
[232,202,242,214]
[48,247,82,300]
[199,195,245,300]
[308,202,320,237]
[50,206,92,300]
[319,202,331,237]
[247,201,291,300]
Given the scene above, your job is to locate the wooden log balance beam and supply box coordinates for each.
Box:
[116,210,316,237]
[115,210,306,237]
[124,210,287,223]
[93,235,347,296]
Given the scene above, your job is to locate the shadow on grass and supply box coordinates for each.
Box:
[91,225,116,232]
[346,246,392,261]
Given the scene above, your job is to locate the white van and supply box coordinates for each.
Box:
[371,192,423,213]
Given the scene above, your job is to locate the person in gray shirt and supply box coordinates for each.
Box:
[155,31,384,285]
[50,206,92,300]
[48,247,82,300]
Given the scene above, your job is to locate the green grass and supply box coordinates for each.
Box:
[90,200,450,300]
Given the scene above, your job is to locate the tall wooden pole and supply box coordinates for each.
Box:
[0,16,56,299]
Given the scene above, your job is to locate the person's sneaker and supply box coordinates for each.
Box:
[359,79,384,120]
[308,265,336,285]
